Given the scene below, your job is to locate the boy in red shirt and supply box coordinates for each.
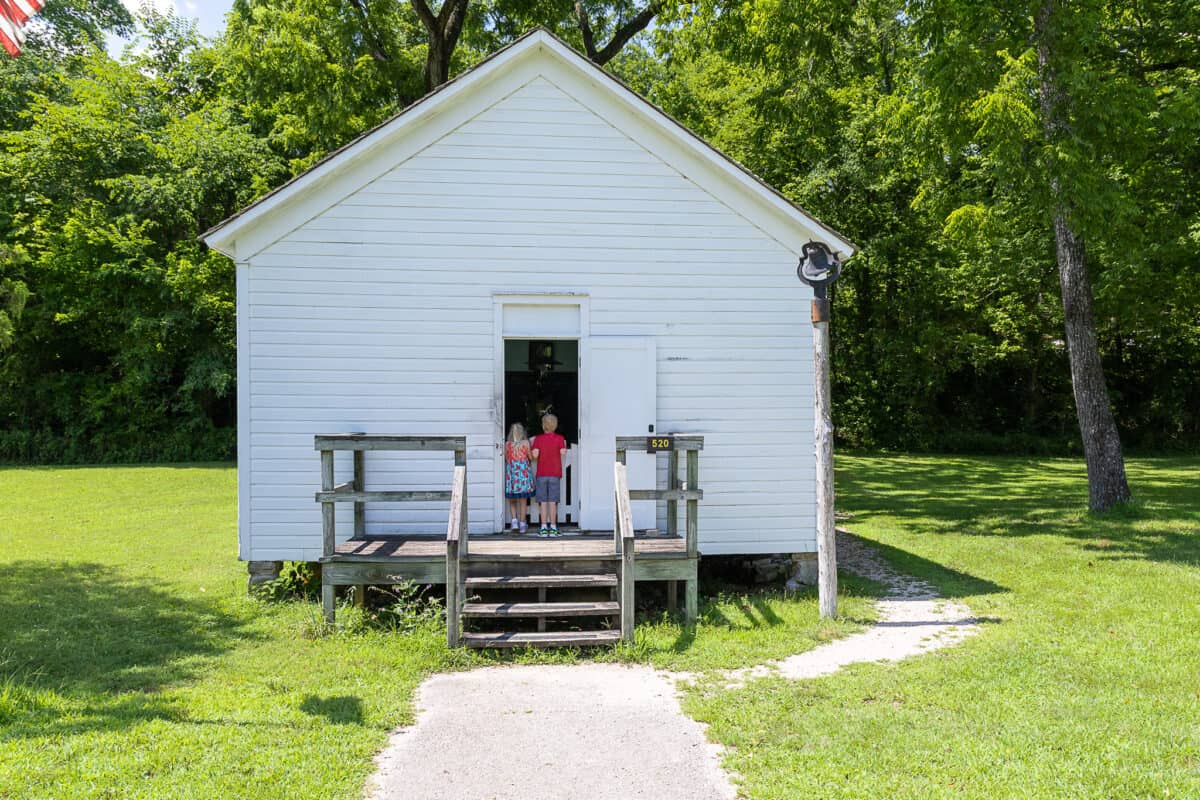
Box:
[530,413,568,537]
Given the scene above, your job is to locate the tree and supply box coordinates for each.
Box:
[649,0,1197,476]
[1032,0,1130,509]
[0,13,284,462]
[222,0,426,172]
[573,0,663,66]
[903,0,1198,508]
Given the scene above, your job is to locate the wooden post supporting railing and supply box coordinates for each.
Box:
[614,447,627,553]
[320,449,336,622]
[684,443,699,619]
[614,462,636,643]
[665,448,680,611]
[685,448,699,559]
[351,447,366,607]
[446,464,467,648]
[454,442,468,559]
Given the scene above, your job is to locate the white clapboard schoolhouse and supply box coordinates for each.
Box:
[203,28,855,638]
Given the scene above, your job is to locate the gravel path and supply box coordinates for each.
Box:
[367,663,737,800]
[717,531,979,686]
[368,532,978,800]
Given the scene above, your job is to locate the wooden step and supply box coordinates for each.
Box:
[464,573,618,589]
[462,601,619,618]
[461,629,622,649]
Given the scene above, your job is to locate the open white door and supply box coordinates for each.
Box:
[580,337,656,530]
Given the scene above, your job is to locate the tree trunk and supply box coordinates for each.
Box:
[1037,0,1131,511]
[425,32,450,92]
[411,0,467,92]
[1051,212,1131,510]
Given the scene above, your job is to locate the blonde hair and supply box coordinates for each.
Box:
[508,422,527,443]
[541,413,558,432]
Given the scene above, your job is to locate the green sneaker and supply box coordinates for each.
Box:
[549,527,560,537]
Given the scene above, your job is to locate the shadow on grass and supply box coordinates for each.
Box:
[841,532,1008,599]
[839,455,1200,568]
[669,624,696,654]
[0,560,254,739]
[300,694,364,725]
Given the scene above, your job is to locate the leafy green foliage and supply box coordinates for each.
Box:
[0,247,29,352]
[0,1,1195,461]
[0,17,284,463]
[221,0,427,173]
[631,0,1199,452]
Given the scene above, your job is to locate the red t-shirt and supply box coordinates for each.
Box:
[531,433,567,478]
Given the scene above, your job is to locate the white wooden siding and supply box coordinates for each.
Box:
[244,76,815,560]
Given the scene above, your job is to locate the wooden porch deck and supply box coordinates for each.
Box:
[322,531,696,589]
[331,531,689,561]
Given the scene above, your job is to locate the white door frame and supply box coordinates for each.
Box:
[492,293,590,532]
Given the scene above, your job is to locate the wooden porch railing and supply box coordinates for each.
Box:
[614,461,635,643]
[314,433,467,625]
[614,435,703,558]
[616,435,703,619]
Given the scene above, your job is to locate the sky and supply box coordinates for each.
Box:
[109,0,235,57]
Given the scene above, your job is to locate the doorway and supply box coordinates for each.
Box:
[504,339,579,525]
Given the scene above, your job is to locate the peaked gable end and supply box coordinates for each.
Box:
[203,30,855,262]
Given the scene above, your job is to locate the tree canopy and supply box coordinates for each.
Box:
[0,0,1195,468]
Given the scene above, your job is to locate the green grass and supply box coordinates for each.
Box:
[682,455,1200,799]
[0,463,870,798]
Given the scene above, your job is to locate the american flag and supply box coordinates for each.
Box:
[0,0,45,57]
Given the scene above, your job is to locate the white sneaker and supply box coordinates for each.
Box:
[510,518,520,531]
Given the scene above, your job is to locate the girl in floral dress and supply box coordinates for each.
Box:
[504,423,534,532]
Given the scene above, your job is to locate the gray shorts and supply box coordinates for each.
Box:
[535,476,561,503]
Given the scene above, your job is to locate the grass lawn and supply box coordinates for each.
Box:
[683,455,1200,799]
[0,464,870,799]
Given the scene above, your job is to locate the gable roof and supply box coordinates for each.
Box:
[202,28,857,261]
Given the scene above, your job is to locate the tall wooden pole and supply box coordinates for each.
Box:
[812,293,837,619]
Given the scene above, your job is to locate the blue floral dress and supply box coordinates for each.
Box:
[504,441,535,499]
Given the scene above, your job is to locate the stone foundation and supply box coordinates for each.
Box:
[784,552,818,592]
[247,560,283,591]
[701,552,817,587]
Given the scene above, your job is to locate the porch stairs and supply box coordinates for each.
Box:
[446,462,638,650]
[459,571,621,648]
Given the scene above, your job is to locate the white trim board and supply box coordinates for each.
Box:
[235,260,251,559]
